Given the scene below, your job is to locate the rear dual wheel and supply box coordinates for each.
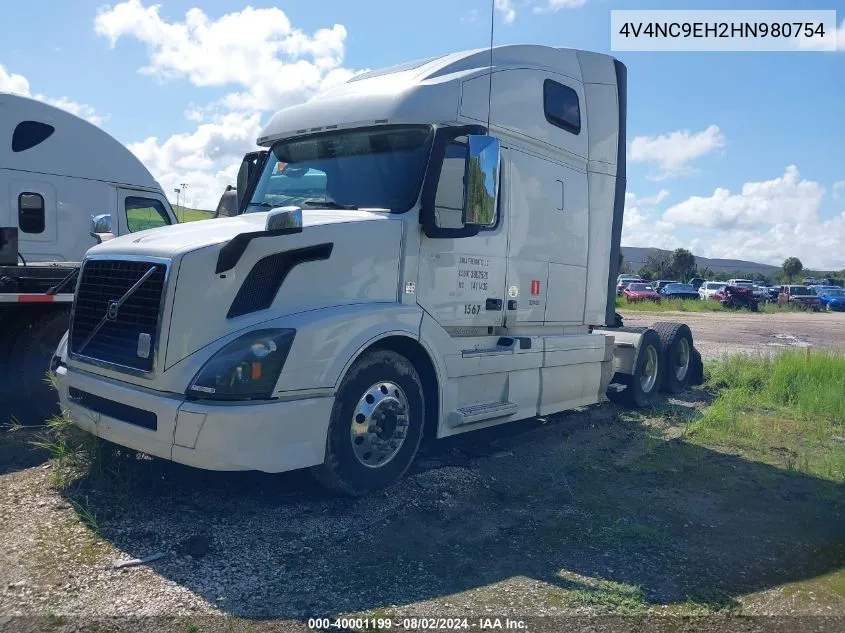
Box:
[652,322,695,394]
[610,329,663,408]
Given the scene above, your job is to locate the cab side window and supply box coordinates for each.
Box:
[543,80,581,135]
[18,193,45,234]
[125,197,172,232]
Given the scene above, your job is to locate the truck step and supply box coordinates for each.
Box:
[449,401,519,427]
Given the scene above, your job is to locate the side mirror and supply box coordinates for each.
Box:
[215,186,239,218]
[265,206,303,233]
[462,135,500,227]
[90,214,114,244]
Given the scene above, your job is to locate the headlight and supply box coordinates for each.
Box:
[187,329,295,401]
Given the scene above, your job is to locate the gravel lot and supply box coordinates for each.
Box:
[620,309,845,360]
[1,393,844,627]
[1,310,843,630]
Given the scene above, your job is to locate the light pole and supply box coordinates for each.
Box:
[173,188,181,220]
[180,183,188,221]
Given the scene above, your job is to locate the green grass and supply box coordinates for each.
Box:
[175,206,213,222]
[687,350,845,483]
[615,296,803,313]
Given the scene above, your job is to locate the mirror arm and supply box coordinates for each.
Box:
[419,125,486,239]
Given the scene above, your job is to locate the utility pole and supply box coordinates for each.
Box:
[174,188,181,221]
[180,183,188,222]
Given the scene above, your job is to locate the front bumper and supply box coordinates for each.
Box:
[55,366,333,473]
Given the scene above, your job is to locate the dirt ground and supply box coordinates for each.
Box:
[1,393,843,629]
[620,309,845,360]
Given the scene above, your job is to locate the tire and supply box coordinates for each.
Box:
[615,329,663,408]
[7,308,71,425]
[311,349,425,496]
[0,311,28,420]
[651,322,694,394]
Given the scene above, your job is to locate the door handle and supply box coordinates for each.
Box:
[485,298,503,311]
[556,179,564,211]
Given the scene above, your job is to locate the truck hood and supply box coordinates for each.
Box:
[88,208,391,259]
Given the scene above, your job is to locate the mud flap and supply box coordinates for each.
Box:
[689,347,704,386]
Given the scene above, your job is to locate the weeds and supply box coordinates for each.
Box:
[30,415,99,489]
[687,350,845,482]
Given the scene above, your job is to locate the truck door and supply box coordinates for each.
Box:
[416,140,508,330]
[116,189,175,236]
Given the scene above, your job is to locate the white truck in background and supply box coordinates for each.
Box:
[53,45,702,495]
[0,93,177,424]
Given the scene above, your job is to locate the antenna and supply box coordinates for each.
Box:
[486,0,494,132]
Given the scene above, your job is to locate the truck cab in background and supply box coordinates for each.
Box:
[53,45,702,495]
[0,93,177,423]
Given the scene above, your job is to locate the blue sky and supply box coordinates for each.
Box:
[1,0,844,268]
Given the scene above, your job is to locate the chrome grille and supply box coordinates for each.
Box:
[69,259,167,373]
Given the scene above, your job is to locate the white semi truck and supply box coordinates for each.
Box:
[0,93,177,424]
[53,45,702,494]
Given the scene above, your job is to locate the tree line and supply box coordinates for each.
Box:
[619,250,844,286]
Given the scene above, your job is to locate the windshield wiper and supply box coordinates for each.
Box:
[302,200,359,210]
[248,202,276,209]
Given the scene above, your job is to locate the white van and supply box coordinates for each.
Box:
[54,45,701,494]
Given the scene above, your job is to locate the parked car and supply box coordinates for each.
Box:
[659,283,700,300]
[811,285,839,295]
[688,277,706,290]
[818,288,845,311]
[616,275,642,296]
[623,282,660,303]
[778,285,821,311]
[652,280,679,292]
[802,276,818,286]
[752,284,772,302]
[726,278,754,289]
[698,281,727,301]
[716,285,759,312]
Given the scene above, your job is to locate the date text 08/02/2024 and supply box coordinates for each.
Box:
[307,617,528,630]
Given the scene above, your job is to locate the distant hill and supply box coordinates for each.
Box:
[621,246,780,276]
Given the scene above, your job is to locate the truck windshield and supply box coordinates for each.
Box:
[246,125,433,214]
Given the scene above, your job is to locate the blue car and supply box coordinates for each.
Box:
[818,288,845,311]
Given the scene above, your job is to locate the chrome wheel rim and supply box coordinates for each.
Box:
[675,338,690,382]
[349,381,410,468]
[640,345,658,393]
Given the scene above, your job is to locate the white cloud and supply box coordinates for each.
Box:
[662,166,823,230]
[129,112,263,210]
[94,1,363,209]
[652,167,845,269]
[461,9,480,24]
[0,63,30,94]
[622,191,677,250]
[833,180,845,199]
[494,0,516,24]
[629,125,725,180]
[95,1,352,111]
[839,19,845,51]
[533,0,589,13]
[0,64,102,125]
[638,188,670,206]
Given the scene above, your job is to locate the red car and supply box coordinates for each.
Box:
[623,283,660,302]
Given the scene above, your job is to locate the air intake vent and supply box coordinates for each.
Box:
[227,243,333,318]
[69,259,167,373]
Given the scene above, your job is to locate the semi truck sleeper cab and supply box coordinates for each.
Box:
[54,45,702,495]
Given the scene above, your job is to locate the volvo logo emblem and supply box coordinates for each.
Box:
[106,300,120,321]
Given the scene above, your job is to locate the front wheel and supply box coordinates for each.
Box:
[311,349,425,496]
